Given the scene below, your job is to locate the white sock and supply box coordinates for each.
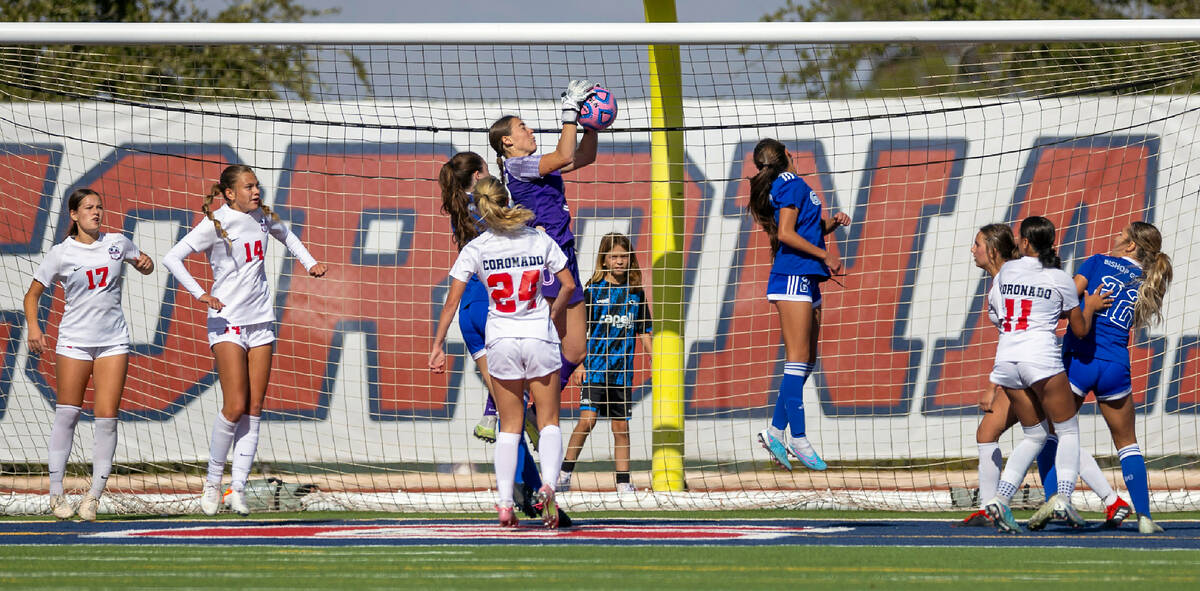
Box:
[790,435,815,455]
[998,421,1049,502]
[538,425,563,489]
[494,432,520,506]
[1077,446,1115,504]
[89,418,118,498]
[767,425,785,441]
[230,415,261,491]
[48,405,82,496]
[977,442,1002,506]
[206,415,237,486]
[1053,416,1081,498]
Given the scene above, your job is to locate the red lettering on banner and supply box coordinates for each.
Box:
[0,144,59,253]
[32,145,238,419]
[925,136,1160,414]
[688,142,842,415]
[818,140,966,416]
[271,146,453,419]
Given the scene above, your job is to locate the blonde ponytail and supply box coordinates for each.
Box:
[474,175,534,234]
[1127,221,1172,329]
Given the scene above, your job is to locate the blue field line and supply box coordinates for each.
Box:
[1,518,1198,549]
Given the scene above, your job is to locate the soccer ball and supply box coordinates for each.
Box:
[578,85,618,131]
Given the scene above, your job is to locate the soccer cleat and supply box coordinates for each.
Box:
[1104,497,1132,528]
[76,494,99,522]
[513,482,538,518]
[1052,495,1087,528]
[1137,514,1164,534]
[49,494,75,520]
[756,429,792,471]
[556,471,572,493]
[616,482,636,494]
[957,509,992,527]
[534,485,558,528]
[473,414,497,444]
[496,503,519,527]
[225,487,250,516]
[787,441,828,471]
[983,497,1022,534]
[556,507,573,528]
[199,482,222,516]
[1026,497,1058,531]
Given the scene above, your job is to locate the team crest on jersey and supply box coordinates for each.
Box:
[260,217,269,233]
[108,244,121,260]
[809,190,820,206]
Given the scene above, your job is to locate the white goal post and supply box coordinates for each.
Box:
[0,20,1198,515]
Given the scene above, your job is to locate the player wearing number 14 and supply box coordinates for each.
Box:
[163,164,327,517]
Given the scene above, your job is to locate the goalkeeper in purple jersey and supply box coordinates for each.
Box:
[487,80,600,396]
[1061,221,1172,534]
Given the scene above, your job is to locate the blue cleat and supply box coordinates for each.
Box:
[787,441,827,471]
[757,429,792,471]
[984,498,1022,534]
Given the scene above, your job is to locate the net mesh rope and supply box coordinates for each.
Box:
[0,40,1198,514]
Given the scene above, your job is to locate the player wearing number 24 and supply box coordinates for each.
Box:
[429,175,574,528]
[163,164,327,517]
[24,188,155,521]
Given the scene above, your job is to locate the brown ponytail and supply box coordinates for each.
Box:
[747,138,789,255]
[439,152,487,250]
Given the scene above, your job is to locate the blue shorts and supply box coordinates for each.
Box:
[766,273,822,306]
[458,299,487,360]
[542,243,584,306]
[1065,354,1132,401]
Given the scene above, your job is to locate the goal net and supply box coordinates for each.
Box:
[1,22,1198,515]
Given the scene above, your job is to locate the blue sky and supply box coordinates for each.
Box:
[199,0,790,22]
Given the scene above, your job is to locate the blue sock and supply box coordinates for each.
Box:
[779,362,812,437]
[1119,443,1151,518]
[519,436,541,488]
[1037,434,1059,501]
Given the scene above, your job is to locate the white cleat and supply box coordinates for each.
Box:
[226,488,250,516]
[1138,514,1164,534]
[76,494,99,522]
[200,482,222,516]
[49,495,75,520]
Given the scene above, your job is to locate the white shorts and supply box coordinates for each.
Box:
[485,338,562,381]
[56,343,129,361]
[207,319,276,350]
[990,358,1065,391]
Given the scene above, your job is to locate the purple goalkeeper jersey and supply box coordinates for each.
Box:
[504,154,574,247]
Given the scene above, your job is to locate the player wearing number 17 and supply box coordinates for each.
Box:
[24,189,155,521]
[162,165,328,517]
[429,176,575,528]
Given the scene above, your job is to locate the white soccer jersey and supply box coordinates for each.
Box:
[988,256,1080,363]
[32,233,140,347]
[163,205,318,326]
[449,227,568,344]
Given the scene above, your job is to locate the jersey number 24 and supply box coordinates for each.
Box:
[488,270,541,313]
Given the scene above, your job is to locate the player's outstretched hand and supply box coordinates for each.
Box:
[132,252,154,275]
[428,347,446,374]
[831,211,851,228]
[309,263,328,278]
[199,293,224,312]
[1085,286,1114,313]
[562,79,596,106]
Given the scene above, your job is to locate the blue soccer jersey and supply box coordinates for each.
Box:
[583,280,652,386]
[1063,254,1142,367]
[769,172,829,279]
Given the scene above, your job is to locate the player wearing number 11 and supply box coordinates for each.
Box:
[429,176,575,528]
[163,164,328,517]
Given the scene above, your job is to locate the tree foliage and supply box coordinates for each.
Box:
[0,0,369,101]
[758,0,1200,98]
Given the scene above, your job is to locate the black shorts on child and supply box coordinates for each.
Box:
[580,383,632,420]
